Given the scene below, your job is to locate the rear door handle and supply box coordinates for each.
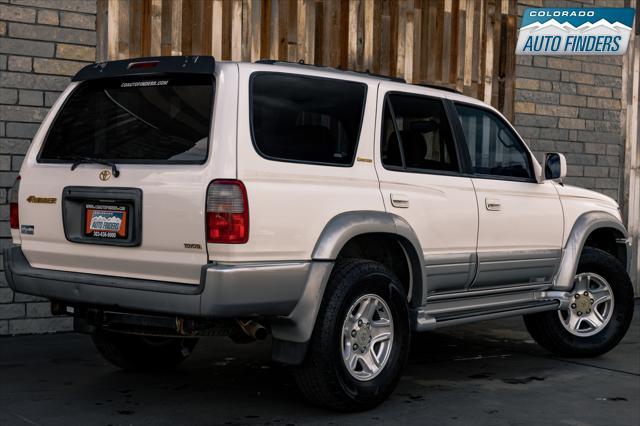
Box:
[390,193,410,208]
[485,198,501,211]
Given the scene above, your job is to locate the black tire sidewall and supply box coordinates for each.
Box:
[566,248,635,350]
[525,247,634,357]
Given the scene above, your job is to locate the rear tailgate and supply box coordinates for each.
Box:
[17,57,228,285]
[19,166,210,284]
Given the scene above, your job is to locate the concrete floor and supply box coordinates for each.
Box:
[1,302,638,426]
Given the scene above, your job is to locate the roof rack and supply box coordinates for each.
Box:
[350,69,406,83]
[255,59,319,67]
[254,60,465,93]
[415,83,462,94]
[254,59,406,83]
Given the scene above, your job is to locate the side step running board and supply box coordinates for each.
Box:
[414,299,559,331]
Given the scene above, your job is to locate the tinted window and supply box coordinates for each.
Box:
[381,94,458,172]
[455,104,533,179]
[40,75,214,163]
[251,73,366,166]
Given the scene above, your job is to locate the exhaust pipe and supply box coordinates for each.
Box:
[236,319,268,341]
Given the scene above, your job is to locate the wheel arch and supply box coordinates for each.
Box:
[271,211,425,365]
[553,211,629,290]
[312,211,426,306]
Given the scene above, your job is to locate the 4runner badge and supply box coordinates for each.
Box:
[26,196,56,204]
[99,170,111,181]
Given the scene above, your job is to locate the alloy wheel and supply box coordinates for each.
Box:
[341,294,394,381]
[558,272,615,337]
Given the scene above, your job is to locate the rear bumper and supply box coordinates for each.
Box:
[3,246,311,318]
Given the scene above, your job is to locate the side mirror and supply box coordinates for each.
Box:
[543,152,567,182]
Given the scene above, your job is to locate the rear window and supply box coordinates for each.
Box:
[250,73,367,166]
[39,74,214,163]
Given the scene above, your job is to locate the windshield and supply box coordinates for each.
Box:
[39,74,214,163]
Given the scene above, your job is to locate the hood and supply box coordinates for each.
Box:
[556,184,619,209]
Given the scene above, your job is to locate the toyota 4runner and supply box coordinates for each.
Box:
[4,56,635,411]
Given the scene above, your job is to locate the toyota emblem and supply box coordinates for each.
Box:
[99,170,111,181]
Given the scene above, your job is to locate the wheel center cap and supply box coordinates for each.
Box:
[356,329,369,346]
[576,297,591,311]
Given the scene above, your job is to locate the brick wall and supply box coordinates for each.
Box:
[0,0,97,335]
[514,0,626,201]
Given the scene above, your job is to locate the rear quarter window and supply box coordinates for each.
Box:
[39,74,214,164]
[250,72,367,166]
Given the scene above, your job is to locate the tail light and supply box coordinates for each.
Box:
[9,176,20,229]
[206,180,249,244]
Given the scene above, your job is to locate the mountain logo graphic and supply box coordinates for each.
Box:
[516,8,636,56]
[90,214,123,231]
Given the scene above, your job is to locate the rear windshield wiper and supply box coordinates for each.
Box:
[70,157,120,177]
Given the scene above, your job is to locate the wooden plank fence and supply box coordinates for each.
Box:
[96,0,518,117]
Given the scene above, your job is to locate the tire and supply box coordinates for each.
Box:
[524,247,634,357]
[293,259,411,411]
[92,331,198,371]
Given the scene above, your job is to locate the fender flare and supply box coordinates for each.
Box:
[270,211,425,364]
[311,210,426,304]
[553,211,628,290]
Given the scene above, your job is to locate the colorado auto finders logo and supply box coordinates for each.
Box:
[516,8,635,55]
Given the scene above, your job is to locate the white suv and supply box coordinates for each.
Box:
[5,56,634,411]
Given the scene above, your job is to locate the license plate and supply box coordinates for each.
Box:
[84,204,128,239]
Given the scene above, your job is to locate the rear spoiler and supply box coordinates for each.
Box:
[72,56,215,82]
